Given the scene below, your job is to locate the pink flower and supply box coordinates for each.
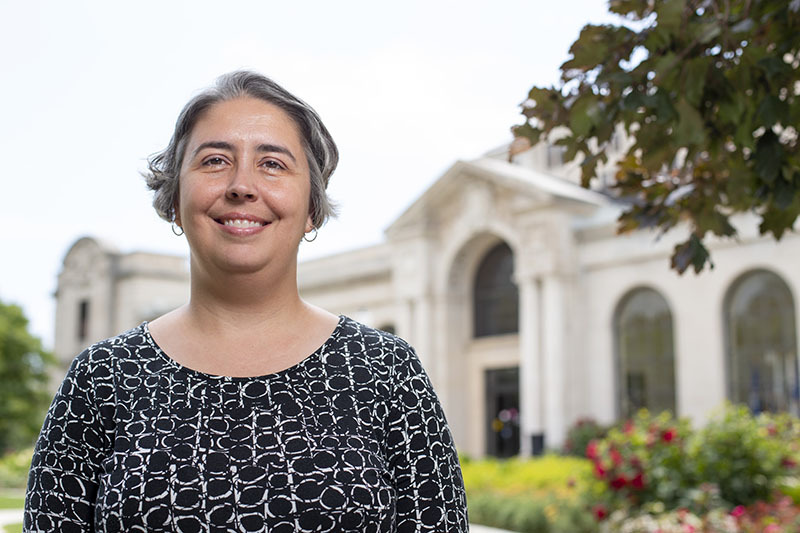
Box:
[730,505,746,519]
[764,525,779,533]
[610,475,627,490]
[610,448,623,466]
[586,440,598,460]
[593,505,607,520]
[623,420,634,434]
[594,462,606,479]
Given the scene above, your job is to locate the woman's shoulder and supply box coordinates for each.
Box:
[69,323,159,372]
[333,316,425,384]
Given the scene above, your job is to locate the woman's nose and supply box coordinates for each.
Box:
[225,166,258,201]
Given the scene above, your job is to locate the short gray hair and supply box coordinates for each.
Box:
[144,71,339,229]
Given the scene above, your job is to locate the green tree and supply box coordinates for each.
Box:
[514,0,800,273]
[0,299,54,452]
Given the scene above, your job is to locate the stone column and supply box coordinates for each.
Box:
[542,274,567,448]
[518,275,544,456]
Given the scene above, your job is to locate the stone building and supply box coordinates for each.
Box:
[54,142,800,458]
[54,237,189,371]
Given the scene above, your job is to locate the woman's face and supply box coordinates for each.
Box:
[175,97,313,277]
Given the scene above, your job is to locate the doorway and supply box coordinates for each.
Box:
[485,367,520,457]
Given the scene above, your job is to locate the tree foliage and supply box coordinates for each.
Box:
[514,0,800,273]
[0,299,54,452]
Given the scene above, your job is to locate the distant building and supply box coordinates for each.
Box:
[54,141,800,458]
[54,237,189,370]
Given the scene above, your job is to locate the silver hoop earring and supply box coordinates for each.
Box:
[303,228,318,242]
[171,223,184,236]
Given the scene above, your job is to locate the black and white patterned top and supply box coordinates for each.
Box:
[25,316,468,532]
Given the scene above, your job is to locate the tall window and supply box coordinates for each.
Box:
[78,299,89,342]
[725,270,799,414]
[473,242,518,337]
[615,288,676,418]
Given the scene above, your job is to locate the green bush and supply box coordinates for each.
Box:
[584,405,800,527]
[690,405,799,506]
[462,454,595,532]
[0,448,33,489]
[562,418,607,457]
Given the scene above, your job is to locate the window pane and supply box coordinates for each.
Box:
[615,288,676,418]
[726,271,799,414]
[474,242,519,337]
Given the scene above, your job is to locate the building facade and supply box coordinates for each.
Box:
[54,144,800,458]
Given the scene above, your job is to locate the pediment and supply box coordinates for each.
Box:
[385,157,610,238]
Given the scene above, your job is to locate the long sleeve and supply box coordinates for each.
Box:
[25,348,113,533]
[385,366,469,532]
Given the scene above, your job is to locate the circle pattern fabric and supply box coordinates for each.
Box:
[25,316,468,532]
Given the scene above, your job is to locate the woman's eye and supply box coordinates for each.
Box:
[262,160,285,170]
[202,157,227,166]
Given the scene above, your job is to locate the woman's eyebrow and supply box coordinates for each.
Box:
[256,143,296,164]
[192,141,234,157]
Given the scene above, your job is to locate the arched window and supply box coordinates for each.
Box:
[473,242,518,337]
[615,288,676,418]
[725,270,799,414]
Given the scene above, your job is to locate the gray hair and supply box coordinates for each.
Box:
[144,71,339,229]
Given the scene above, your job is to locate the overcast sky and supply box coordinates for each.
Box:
[0,0,618,348]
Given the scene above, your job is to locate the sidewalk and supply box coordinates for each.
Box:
[470,525,515,533]
[0,509,22,527]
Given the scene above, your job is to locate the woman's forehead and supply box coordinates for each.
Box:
[188,97,304,151]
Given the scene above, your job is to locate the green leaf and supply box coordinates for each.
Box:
[754,131,784,184]
[512,122,543,146]
[671,234,713,274]
[562,25,612,72]
[683,57,710,107]
[757,55,791,84]
[569,96,602,137]
[756,95,789,128]
[656,0,685,31]
[674,98,707,147]
[772,173,797,209]
[760,198,800,240]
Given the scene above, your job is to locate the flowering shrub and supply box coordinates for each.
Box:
[563,417,608,457]
[585,405,800,526]
[586,410,696,512]
[603,504,738,533]
[689,405,800,506]
[731,495,800,532]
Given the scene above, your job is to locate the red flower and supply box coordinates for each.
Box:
[631,472,645,489]
[730,505,746,519]
[610,475,627,490]
[593,505,608,520]
[610,448,623,466]
[781,456,797,468]
[594,462,607,479]
[586,440,598,460]
[662,428,677,442]
[623,420,634,434]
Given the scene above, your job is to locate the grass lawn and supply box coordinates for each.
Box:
[0,493,23,510]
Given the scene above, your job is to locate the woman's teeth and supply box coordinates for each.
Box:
[223,219,263,228]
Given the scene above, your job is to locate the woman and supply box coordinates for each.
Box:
[25,71,468,532]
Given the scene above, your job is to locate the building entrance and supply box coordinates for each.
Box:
[485,367,520,457]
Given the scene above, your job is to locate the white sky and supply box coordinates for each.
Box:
[0,0,618,348]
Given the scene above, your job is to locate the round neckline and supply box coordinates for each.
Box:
[140,315,348,381]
